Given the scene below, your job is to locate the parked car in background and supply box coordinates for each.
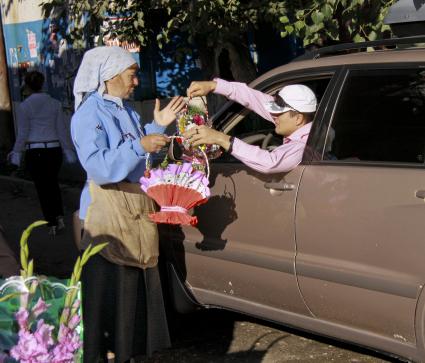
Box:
[159,36,425,363]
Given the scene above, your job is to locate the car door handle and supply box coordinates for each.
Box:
[416,190,425,199]
[264,182,295,191]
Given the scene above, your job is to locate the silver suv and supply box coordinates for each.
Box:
[160,36,425,363]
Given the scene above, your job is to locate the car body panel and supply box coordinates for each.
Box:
[168,163,310,314]
[248,49,425,91]
[296,165,425,343]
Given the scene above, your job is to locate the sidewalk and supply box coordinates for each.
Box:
[0,175,81,278]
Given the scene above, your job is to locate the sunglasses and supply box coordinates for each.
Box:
[273,91,297,113]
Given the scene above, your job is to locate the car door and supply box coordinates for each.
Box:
[164,72,338,316]
[296,66,425,345]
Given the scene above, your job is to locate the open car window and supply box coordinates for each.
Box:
[213,76,333,163]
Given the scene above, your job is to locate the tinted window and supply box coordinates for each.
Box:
[328,68,425,164]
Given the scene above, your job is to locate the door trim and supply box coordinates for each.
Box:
[183,239,294,274]
[296,255,420,299]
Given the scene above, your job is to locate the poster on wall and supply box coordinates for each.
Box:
[27,31,37,58]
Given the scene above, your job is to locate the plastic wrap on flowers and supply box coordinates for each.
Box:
[0,221,107,363]
[176,101,222,161]
[140,162,210,226]
[0,277,83,363]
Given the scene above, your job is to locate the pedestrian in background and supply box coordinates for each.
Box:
[71,46,184,363]
[8,71,76,235]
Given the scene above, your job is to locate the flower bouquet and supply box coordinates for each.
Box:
[140,99,220,227]
[0,221,107,363]
[175,100,222,163]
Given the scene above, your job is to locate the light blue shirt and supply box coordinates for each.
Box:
[71,92,165,219]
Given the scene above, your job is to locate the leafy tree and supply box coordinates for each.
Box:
[41,0,397,93]
[280,0,396,47]
[42,0,287,84]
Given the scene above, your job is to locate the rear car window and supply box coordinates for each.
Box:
[327,68,425,165]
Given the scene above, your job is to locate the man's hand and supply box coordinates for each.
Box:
[154,96,185,127]
[187,81,217,98]
[141,134,170,153]
[183,125,231,150]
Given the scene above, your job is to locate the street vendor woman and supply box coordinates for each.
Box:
[184,79,317,173]
[71,46,184,363]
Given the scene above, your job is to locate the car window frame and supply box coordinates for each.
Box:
[315,62,425,169]
[210,68,342,165]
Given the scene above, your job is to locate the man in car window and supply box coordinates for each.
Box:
[184,79,317,173]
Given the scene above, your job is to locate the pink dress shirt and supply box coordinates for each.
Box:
[214,78,312,174]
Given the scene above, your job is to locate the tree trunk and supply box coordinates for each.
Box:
[196,35,258,114]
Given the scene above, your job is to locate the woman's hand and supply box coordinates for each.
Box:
[187,81,217,98]
[154,96,185,127]
[183,125,231,151]
[141,134,170,153]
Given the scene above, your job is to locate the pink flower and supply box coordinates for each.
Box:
[20,292,29,309]
[52,324,82,363]
[192,114,205,126]
[67,314,81,330]
[15,307,29,330]
[72,299,81,310]
[61,307,70,323]
[10,329,50,363]
[10,315,55,363]
[31,298,50,318]
[34,319,54,347]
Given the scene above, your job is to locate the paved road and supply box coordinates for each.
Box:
[145,309,400,363]
[0,176,403,363]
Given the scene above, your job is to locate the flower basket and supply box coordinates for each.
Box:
[140,99,222,227]
[0,222,107,363]
[140,162,210,226]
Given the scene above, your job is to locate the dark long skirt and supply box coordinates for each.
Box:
[25,147,64,226]
[82,254,171,363]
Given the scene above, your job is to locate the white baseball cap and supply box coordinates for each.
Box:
[264,84,317,114]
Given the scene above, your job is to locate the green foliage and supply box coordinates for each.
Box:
[40,0,287,61]
[40,0,397,82]
[0,220,107,326]
[19,220,48,279]
[39,0,290,83]
[279,0,397,46]
[60,242,108,325]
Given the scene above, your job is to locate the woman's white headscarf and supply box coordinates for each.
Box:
[73,46,136,110]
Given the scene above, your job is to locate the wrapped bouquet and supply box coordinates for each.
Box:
[0,221,107,363]
[175,101,222,163]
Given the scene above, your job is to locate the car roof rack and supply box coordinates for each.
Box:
[294,35,425,61]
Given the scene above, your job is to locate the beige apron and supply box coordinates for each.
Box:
[81,181,159,269]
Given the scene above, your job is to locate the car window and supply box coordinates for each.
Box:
[229,110,274,138]
[326,68,425,165]
[215,76,332,162]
